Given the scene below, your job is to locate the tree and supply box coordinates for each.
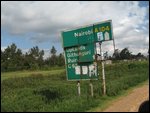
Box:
[38,50,44,67]
[120,48,132,60]
[112,49,121,60]
[50,46,57,56]
[28,46,44,69]
[57,53,65,66]
[1,50,7,71]
[1,43,23,71]
[50,46,57,66]
[136,52,144,59]
[1,50,4,62]
[4,43,17,60]
[1,43,65,72]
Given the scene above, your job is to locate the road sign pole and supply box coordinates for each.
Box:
[102,60,106,95]
[111,20,116,54]
[99,42,106,95]
[77,81,81,96]
[89,80,94,97]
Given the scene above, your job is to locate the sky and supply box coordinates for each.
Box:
[1,1,149,59]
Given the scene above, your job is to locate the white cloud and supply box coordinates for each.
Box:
[1,1,149,55]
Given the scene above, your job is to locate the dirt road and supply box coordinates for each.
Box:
[102,83,149,112]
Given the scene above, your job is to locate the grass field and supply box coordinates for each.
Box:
[1,69,65,81]
[1,60,149,112]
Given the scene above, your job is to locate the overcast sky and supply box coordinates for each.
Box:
[1,1,149,58]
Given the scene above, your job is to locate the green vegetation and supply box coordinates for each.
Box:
[1,61,149,112]
[1,69,65,81]
[112,47,147,60]
[1,43,148,72]
[1,43,65,72]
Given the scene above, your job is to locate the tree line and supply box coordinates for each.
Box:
[1,43,148,72]
[1,43,65,72]
[111,47,147,60]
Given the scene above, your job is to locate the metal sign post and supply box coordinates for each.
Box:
[99,42,106,95]
[77,81,81,96]
[89,80,94,97]
[102,60,106,95]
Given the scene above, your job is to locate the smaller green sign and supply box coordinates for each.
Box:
[66,62,98,80]
[94,20,113,42]
[65,44,95,63]
[64,45,98,81]
[78,44,95,63]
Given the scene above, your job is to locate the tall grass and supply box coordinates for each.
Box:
[1,69,65,81]
[1,61,149,112]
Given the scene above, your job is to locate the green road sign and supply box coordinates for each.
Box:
[65,44,95,63]
[94,20,113,42]
[62,25,95,48]
[62,20,113,48]
[64,44,97,80]
[65,62,98,80]
[61,20,113,80]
